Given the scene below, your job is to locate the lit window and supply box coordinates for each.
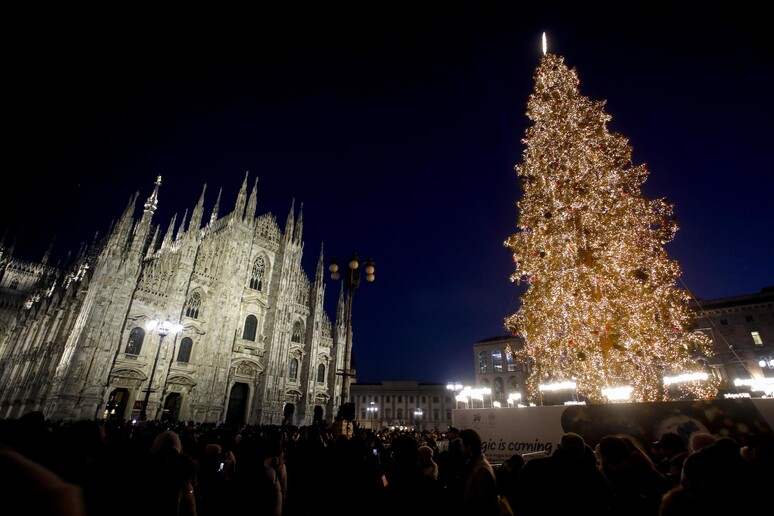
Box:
[478,351,489,374]
[492,349,503,372]
[125,327,145,355]
[752,331,763,346]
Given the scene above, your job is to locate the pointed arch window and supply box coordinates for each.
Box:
[184,291,202,319]
[289,358,299,380]
[249,256,266,291]
[478,351,489,374]
[243,315,258,341]
[177,337,193,363]
[317,364,325,383]
[9,277,19,290]
[291,321,303,343]
[125,327,145,355]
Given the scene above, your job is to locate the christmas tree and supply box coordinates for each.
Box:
[504,37,717,404]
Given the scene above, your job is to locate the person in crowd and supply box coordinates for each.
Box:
[229,432,283,516]
[336,433,388,515]
[740,431,774,492]
[283,423,329,516]
[659,436,755,514]
[687,432,717,453]
[264,431,288,509]
[383,433,443,514]
[458,428,499,516]
[54,419,114,516]
[196,443,234,516]
[437,426,466,510]
[418,444,439,479]
[598,433,672,516]
[0,438,86,516]
[520,432,611,515]
[649,432,688,485]
[495,453,524,511]
[136,429,199,516]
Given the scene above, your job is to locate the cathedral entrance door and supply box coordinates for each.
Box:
[283,403,295,425]
[162,393,182,422]
[106,388,129,421]
[226,382,248,427]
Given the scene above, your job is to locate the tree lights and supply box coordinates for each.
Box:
[504,44,717,404]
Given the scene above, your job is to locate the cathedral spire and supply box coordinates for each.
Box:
[145,225,160,258]
[293,202,304,241]
[189,184,207,234]
[209,187,222,227]
[245,176,259,221]
[162,213,178,249]
[176,209,189,241]
[234,171,249,219]
[315,242,325,283]
[41,236,55,265]
[112,191,139,246]
[131,176,161,256]
[336,282,346,332]
[143,175,162,215]
[284,198,296,239]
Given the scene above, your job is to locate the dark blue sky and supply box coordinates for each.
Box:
[4,5,773,385]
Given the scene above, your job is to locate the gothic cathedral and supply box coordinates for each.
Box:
[0,173,349,425]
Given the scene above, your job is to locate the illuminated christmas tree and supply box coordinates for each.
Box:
[504,37,717,404]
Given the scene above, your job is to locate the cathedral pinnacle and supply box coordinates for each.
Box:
[143,175,162,214]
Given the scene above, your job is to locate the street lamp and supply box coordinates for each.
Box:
[367,402,378,430]
[447,382,464,409]
[446,382,463,394]
[329,253,375,420]
[414,408,423,429]
[140,317,183,421]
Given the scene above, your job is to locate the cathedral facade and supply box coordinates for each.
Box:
[0,173,348,425]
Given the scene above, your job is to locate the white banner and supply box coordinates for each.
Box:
[453,398,774,464]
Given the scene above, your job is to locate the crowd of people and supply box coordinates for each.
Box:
[1,410,773,516]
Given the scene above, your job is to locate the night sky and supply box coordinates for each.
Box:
[4,5,773,386]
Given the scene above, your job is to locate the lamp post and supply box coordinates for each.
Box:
[414,408,423,430]
[329,253,375,420]
[367,402,378,430]
[446,381,463,394]
[447,381,464,409]
[140,318,183,421]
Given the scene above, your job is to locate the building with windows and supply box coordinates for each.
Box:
[473,288,774,405]
[350,381,455,431]
[473,335,528,406]
[691,287,774,397]
[0,174,350,425]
